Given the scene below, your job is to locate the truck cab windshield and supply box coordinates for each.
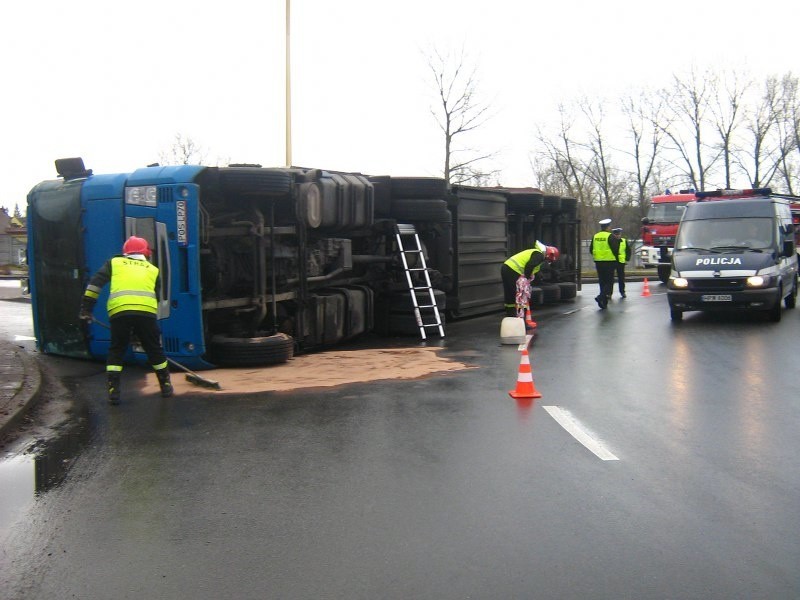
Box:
[676,217,775,252]
[646,202,688,224]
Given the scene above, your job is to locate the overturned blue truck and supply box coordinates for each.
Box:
[26,158,580,369]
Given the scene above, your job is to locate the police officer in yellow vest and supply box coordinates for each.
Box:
[501,242,560,316]
[612,227,631,298]
[79,236,173,405]
[590,218,621,309]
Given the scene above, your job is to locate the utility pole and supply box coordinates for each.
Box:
[285,0,292,167]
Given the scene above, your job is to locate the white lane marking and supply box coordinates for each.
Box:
[543,405,619,461]
[14,335,36,341]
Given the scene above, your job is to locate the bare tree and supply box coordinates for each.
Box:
[621,90,667,222]
[159,133,208,165]
[710,70,752,188]
[776,73,800,194]
[534,103,591,203]
[425,46,498,185]
[737,76,791,188]
[658,68,719,190]
[577,97,632,214]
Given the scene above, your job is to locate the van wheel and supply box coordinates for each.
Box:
[670,307,683,322]
[784,279,797,309]
[770,288,783,322]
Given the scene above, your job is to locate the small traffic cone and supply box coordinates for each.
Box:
[525,305,537,330]
[641,277,652,297]
[508,346,542,399]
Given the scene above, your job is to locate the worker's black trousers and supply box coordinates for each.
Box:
[107,314,167,370]
[614,263,626,294]
[501,264,524,308]
[595,262,617,299]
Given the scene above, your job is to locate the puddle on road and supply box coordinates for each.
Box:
[0,346,480,535]
[0,425,90,536]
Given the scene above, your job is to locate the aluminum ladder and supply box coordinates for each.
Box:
[395,224,445,340]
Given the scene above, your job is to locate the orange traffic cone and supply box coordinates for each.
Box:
[508,346,542,399]
[641,277,651,297]
[525,306,537,330]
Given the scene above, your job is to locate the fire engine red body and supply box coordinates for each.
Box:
[640,191,695,283]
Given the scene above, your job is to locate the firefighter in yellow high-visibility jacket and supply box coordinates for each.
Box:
[79,236,173,405]
[501,242,560,316]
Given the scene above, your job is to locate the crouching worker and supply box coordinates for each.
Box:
[79,236,173,405]
[501,242,559,316]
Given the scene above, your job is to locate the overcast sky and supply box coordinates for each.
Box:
[3,0,799,211]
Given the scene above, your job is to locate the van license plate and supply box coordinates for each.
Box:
[701,294,732,302]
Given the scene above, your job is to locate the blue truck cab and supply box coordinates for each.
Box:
[667,189,799,322]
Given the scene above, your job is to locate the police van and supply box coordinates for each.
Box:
[667,188,799,322]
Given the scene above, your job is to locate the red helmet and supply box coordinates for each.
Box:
[545,245,560,262]
[122,236,151,257]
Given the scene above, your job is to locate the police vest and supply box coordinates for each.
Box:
[592,231,616,261]
[618,238,628,263]
[504,247,545,276]
[107,257,159,317]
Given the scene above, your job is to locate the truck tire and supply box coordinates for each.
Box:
[508,193,543,213]
[529,287,545,307]
[557,282,577,300]
[390,199,452,223]
[542,195,561,211]
[389,177,447,199]
[540,284,561,303]
[207,332,294,366]
[220,168,293,196]
[670,307,683,322]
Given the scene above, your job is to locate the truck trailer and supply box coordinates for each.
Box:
[26,158,580,369]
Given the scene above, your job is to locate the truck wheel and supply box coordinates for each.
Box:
[220,168,293,196]
[540,284,561,303]
[670,307,683,322]
[557,282,577,300]
[529,287,545,307]
[391,199,452,223]
[389,177,447,199]
[207,333,294,366]
[657,264,671,283]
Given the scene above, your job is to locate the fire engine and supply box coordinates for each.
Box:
[639,190,695,283]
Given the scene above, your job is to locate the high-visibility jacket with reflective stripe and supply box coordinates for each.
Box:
[106,256,158,316]
[618,238,628,263]
[84,256,159,317]
[592,231,616,261]
[504,244,545,277]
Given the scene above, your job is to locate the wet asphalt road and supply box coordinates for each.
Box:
[2,282,800,599]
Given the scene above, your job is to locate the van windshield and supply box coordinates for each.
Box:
[676,217,774,252]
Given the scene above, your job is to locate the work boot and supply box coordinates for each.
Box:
[155,367,174,398]
[107,372,121,405]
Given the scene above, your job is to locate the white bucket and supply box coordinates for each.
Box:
[500,317,526,344]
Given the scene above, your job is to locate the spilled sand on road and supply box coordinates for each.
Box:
[138,346,479,396]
